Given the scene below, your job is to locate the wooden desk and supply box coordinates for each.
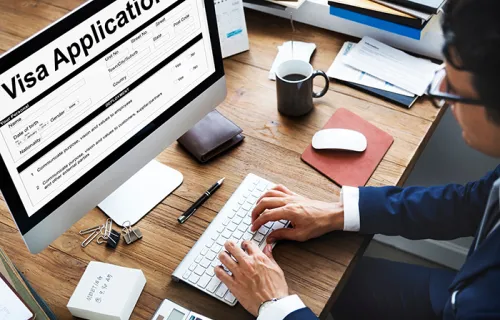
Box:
[0,1,443,319]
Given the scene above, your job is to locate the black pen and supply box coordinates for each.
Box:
[178,178,225,224]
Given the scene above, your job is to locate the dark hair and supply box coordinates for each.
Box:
[442,0,500,124]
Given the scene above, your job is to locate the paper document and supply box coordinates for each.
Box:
[269,41,316,80]
[215,0,249,58]
[328,42,414,97]
[342,36,440,96]
[0,276,33,320]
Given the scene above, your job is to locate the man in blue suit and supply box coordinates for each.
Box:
[214,0,500,318]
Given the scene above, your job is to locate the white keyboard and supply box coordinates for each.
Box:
[172,174,290,306]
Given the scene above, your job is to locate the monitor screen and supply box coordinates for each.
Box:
[0,0,223,234]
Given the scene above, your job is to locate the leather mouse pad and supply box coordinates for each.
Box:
[301,108,394,187]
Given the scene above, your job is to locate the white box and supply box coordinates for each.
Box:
[67,262,147,320]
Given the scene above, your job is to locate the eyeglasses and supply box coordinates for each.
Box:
[425,65,484,108]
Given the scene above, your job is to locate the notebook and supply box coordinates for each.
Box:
[0,274,33,320]
[381,0,446,14]
[301,108,394,187]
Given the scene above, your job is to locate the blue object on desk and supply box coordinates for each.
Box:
[329,6,424,40]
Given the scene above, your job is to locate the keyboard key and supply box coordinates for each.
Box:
[272,222,285,231]
[198,274,212,288]
[256,181,268,191]
[189,263,196,271]
[224,291,237,304]
[194,265,205,276]
[216,283,229,298]
[247,197,257,205]
[227,210,236,219]
[223,219,230,226]
[243,232,253,240]
[211,258,220,267]
[211,233,218,241]
[188,273,200,284]
[258,225,270,235]
[216,225,224,233]
[216,236,226,246]
[236,208,247,218]
[211,244,222,253]
[222,229,232,239]
[251,190,262,198]
[205,240,215,248]
[207,277,221,293]
[233,230,244,239]
[280,220,288,224]
[275,221,286,227]
[233,216,243,224]
[200,258,211,268]
[206,266,215,277]
[183,271,191,279]
[195,255,202,263]
[243,191,251,198]
[243,216,252,225]
[242,202,252,211]
[265,221,274,228]
[227,222,238,232]
[238,198,245,205]
[238,223,248,232]
[206,250,217,260]
[201,248,208,256]
[253,233,264,242]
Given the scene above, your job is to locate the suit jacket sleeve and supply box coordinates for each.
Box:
[358,165,500,240]
[284,308,318,320]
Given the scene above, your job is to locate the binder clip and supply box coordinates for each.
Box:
[122,221,143,245]
[95,219,121,249]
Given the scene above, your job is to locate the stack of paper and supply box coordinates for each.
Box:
[0,248,55,320]
[328,36,440,107]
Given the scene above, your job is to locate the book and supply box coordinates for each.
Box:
[344,82,418,108]
[380,0,446,14]
[0,249,55,320]
[328,0,424,28]
[329,5,432,39]
[0,274,34,320]
[371,0,433,21]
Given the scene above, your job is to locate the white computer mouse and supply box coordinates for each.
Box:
[312,128,367,152]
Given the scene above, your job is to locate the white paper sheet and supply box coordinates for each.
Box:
[328,42,414,97]
[215,0,249,58]
[0,277,33,320]
[269,41,316,80]
[343,36,440,96]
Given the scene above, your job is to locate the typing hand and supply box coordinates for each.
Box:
[251,185,344,243]
[215,240,289,317]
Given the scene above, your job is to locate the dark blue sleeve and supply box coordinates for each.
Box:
[284,308,318,320]
[358,165,500,240]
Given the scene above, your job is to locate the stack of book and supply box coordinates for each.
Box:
[0,248,56,320]
[328,0,446,39]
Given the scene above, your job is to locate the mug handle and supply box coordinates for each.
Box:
[312,70,330,98]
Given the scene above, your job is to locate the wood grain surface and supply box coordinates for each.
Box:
[0,0,444,319]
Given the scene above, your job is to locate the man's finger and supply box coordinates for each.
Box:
[251,207,290,232]
[252,197,288,223]
[273,184,296,196]
[224,241,247,263]
[215,265,234,286]
[256,190,287,206]
[242,240,260,255]
[267,228,300,243]
[263,244,276,263]
[218,250,238,273]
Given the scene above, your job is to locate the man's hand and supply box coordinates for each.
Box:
[251,185,344,243]
[215,240,289,317]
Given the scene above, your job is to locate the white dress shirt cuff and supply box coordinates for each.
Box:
[340,186,360,232]
[257,295,306,320]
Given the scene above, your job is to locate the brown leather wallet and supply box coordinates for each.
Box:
[177,110,244,163]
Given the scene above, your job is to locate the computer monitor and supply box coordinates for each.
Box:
[0,0,225,253]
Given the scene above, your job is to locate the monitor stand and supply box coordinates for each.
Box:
[98,160,183,227]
